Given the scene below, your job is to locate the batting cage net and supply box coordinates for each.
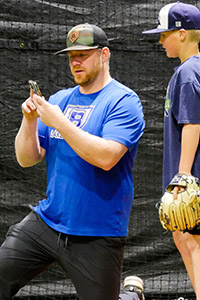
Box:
[0,0,199,299]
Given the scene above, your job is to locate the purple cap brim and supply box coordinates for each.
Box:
[142,28,174,34]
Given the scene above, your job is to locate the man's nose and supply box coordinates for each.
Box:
[70,57,82,66]
[72,59,80,65]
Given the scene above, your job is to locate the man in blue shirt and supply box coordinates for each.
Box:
[0,23,144,300]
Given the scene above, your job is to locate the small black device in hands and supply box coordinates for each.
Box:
[28,80,42,97]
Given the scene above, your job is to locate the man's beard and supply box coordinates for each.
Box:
[73,73,91,86]
[73,65,101,87]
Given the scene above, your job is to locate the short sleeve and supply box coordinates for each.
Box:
[102,94,145,148]
[173,82,200,124]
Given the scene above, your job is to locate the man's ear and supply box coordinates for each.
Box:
[101,47,110,62]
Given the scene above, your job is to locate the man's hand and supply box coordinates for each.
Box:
[22,89,40,120]
[33,94,63,128]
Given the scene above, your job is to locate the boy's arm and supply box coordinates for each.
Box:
[173,123,200,198]
[179,124,200,174]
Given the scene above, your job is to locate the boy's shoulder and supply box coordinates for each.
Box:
[172,56,200,88]
[176,55,200,75]
[182,55,200,67]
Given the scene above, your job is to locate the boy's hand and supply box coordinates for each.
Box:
[158,174,200,231]
[173,185,185,199]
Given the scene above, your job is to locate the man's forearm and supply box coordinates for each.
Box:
[15,116,44,167]
[55,115,128,171]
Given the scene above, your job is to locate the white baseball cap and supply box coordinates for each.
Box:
[142,1,200,34]
[123,276,144,292]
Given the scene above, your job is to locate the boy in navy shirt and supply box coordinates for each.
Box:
[143,2,200,298]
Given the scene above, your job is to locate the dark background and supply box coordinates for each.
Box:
[0,0,199,299]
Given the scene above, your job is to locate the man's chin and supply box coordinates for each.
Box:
[74,78,90,86]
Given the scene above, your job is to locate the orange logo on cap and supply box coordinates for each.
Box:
[69,31,79,43]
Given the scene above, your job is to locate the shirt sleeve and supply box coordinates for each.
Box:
[173,82,200,124]
[102,94,145,148]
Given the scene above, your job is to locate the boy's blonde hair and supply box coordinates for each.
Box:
[188,29,200,43]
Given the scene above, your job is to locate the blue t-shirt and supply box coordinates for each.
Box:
[163,56,200,191]
[34,79,145,236]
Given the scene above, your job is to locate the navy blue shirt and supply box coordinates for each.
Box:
[163,55,200,191]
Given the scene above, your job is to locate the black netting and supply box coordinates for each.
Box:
[1,0,199,299]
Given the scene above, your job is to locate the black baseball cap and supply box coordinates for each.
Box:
[56,23,109,54]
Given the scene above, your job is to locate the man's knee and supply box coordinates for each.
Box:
[0,248,20,299]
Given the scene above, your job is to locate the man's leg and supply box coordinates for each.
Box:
[0,211,56,299]
[59,236,126,300]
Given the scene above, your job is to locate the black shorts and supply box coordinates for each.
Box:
[0,211,126,300]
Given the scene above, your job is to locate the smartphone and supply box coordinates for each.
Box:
[28,80,42,97]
